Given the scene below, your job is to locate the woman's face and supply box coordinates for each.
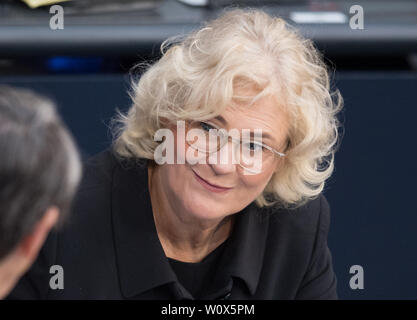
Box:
[156,89,290,222]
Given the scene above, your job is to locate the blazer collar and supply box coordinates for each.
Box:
[223,202,269,295]
[111,156,177,298]
[111,153,269,298]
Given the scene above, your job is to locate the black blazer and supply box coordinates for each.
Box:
[7,148,338,300]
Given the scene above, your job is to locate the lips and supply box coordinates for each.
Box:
[192,170,233,193]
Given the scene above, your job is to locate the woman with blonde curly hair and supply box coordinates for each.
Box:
[8,8,343,300]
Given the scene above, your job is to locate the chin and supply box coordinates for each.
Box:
[183,193,229,221]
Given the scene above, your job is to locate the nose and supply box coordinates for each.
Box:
[208,140,237,175]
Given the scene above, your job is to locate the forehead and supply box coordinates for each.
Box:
[218,88,290,146]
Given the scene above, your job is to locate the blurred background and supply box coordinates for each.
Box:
[0,0,416,299]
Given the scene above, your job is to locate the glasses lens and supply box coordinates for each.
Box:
[186,121,223,153]
[239,140,274,173]
[185,121,276,174]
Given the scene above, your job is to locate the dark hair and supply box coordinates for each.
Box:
[0,86,82,260]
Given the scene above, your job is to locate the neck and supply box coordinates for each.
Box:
[148,165,234,263]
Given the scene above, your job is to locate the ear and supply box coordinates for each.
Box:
[18,206,59,263]
[274,156,285,173]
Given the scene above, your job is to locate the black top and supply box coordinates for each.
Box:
[167,239,228,299]
[6,148,338,300]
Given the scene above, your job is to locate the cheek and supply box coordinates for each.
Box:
[170,164,188,180]
[239,170,274,198]
[165,164,197,200]
[174,129,204,165]
[173,127,186,164]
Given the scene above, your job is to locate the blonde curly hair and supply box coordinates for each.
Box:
[111,8,343,210]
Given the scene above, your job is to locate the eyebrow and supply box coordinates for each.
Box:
[213,115,227,126]
[212,115,277,145]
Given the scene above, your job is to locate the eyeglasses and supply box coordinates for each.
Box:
[185,120,286,174]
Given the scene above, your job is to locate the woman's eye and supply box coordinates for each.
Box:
[243,142,263,152]
[199,122,216,132]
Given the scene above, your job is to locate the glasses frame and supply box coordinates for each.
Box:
[185,120,286,174]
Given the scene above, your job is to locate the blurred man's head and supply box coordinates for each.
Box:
[0,86,82,298]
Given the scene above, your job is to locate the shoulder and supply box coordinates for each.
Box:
[253,194,335,299]
[77,148,119,191]
[77,148,148,193]
[62,148,120,229]
[259,194,333,273]
[266,194,331,237]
